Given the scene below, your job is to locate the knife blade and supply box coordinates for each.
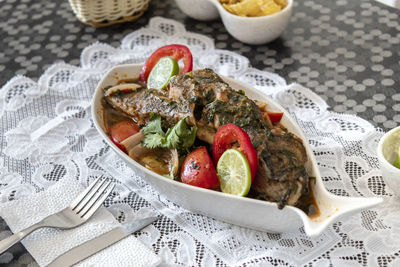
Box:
[47,216,158,267]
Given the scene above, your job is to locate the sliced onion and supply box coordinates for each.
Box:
[120,132,145,152]
[169,149,179,178]
[127,144,179,179]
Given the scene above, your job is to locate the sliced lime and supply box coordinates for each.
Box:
[217,149,252,196]
[147,57,179,90]
[393,146,400,169]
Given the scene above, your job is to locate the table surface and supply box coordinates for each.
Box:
[0,0,399,265]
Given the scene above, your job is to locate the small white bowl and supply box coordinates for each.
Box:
[174,0,219,21]
[175,0,293,45]
[377,126,400,197]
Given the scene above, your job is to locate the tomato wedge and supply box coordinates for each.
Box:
[212,124,258,181]
[139,44,193,84]
[267,112,284,124]
[109,120,140,153]
[181,147,219,189]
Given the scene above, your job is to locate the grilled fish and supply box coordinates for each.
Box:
[105,69,308,208]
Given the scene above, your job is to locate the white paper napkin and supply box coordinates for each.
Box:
[0,176,161,267]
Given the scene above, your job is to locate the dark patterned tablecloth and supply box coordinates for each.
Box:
[0,0,399,265]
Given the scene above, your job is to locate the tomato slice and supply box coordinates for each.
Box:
[267,112,284,124]
[109,120,140,153]
[180,147,219,189]
[139,44,193,84]
[212,124,258,181]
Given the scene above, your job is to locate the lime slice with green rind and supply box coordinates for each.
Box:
[147,57,179,90]
[217,149,252,196]
[393,146,400,169]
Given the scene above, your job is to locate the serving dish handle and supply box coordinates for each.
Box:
[299,179,384,236]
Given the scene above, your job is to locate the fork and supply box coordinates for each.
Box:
[0,176,115,254]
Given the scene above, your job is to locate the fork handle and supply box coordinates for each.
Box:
[0,221,45,254]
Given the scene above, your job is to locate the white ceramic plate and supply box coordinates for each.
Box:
[92,64,383,236]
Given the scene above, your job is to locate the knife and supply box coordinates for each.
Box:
[47,216,158,267]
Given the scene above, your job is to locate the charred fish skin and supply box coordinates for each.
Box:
[103,68,309,208]
[170,69,270,141]
[252,133,309,209]
[168,69,231,122]
[105,86,194,128]
[168,68,223,105]
[191,74,308,208]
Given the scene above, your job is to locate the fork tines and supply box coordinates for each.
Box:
[70,175,116,219]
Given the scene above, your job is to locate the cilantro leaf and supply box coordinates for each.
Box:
[141,116,197,150]
[141,115,164,135]
[141,133,165,149]
[164,118,197,149]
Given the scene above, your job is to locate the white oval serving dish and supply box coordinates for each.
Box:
[92,64,383,237]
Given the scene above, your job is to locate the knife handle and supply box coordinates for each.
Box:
[0,221,45,254]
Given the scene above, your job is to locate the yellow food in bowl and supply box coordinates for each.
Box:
[219,0,287,17]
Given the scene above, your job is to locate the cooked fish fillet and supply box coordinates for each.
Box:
[104,69,309,208]
[105,86,195,127]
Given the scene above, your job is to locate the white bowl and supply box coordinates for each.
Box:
[174,0,293,45]
[92,64,383,236]
[377,126,400,197]
[174,0,219,21]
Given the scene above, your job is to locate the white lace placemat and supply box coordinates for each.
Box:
[0,17,397,266]
[0,176,160,267]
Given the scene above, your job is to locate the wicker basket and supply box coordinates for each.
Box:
[68,0,150,27]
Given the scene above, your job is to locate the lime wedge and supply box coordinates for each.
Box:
[217,149,252,196]
[147,57,179,90]
[393,146,400,169]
